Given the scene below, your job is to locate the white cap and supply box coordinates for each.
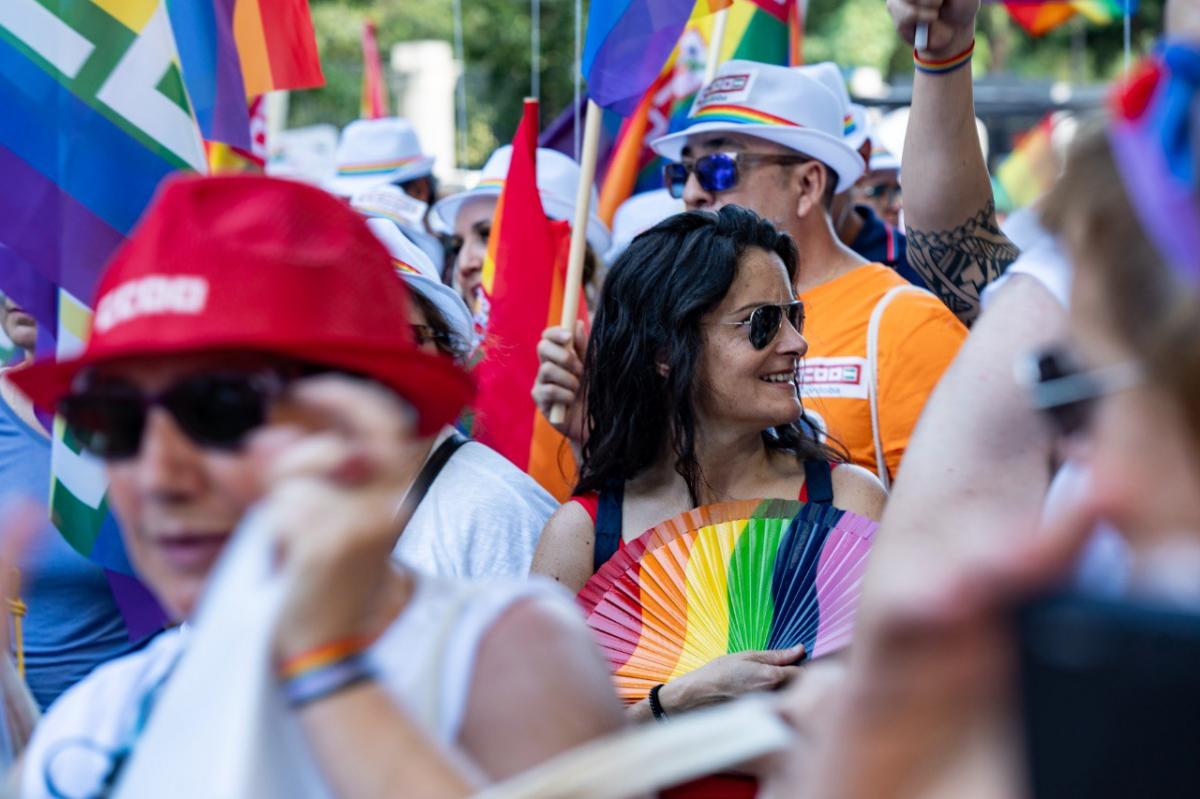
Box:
[432,146,612,255]
[330,117,435,197]
[651,60,865,192]
[606,189,685,263]
[364,217,475,354]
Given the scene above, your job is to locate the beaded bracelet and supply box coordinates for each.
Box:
[913,38,975,75]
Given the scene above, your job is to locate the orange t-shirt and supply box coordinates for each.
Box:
[798,264,967,483]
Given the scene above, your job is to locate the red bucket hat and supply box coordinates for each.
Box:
[11,174,473,436]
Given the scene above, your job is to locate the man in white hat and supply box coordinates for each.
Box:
[798,62,925,290]
[535,62,966,488]
[332,117,445,269]
[363,218,558,580]
[432,146,611,313]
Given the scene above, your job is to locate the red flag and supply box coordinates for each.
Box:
[473,100,583,501]
[360,21,389,119]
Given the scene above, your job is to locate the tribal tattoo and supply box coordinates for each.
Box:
[905,201,1021,326]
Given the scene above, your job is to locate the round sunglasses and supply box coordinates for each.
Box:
[716,301,806,350]
[663,152,813,200]
[59,371,288,460]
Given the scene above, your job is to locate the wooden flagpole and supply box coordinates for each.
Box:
[706,7,730,82]
[548,98,603,426]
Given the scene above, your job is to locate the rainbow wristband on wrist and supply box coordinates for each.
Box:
[914,39,975,75]
[278,634,376,709]
[283,653,374,709]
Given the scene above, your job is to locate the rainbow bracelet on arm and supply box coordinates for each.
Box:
[914,39,975,75]
[278,635,376,709]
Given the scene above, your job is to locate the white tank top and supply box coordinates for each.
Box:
[369,572,568,744]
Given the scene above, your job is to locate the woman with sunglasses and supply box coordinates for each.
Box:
[532,206,886,734]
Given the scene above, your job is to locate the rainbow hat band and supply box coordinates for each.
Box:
[690,104,800,128]
[337,155,426,178]
[392,258,421,276]
[651,60,866,193]
[330,117,435,197]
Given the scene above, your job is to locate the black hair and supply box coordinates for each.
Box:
[576,205,845,505]
[408,289,470,362]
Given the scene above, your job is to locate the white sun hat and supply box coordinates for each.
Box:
[650,60,865,193]
[606,189,685,263]
[795,62,871,153]
[330,117,435,197]
[868,135,901,173]
[432,145,612,255]
[363,217,475,353]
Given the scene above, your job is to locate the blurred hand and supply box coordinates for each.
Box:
[253,376,428,663]
[772,489,1101,799]
[531,320,587,444]
[887,0,980,58]
[658,645,806,713]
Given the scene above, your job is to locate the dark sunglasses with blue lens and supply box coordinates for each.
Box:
[663,152,813,199]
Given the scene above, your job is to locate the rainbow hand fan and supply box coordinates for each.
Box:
[578,500,878,704]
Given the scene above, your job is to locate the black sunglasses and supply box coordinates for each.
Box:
[59,372,288,460]
[1021,347,1143,438]
[663,152,812,200]
[718,301,806,350]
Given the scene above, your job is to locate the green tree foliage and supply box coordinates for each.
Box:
[294,0,1164,165]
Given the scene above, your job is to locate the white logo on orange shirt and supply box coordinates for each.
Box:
[94,275,209,334]
[798,357,868,400]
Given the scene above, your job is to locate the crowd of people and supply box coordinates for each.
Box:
[0,0,1198,795]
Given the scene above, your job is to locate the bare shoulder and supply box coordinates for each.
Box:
[831,463,888,521]
[459,595,625,779]
[530,500,596,593]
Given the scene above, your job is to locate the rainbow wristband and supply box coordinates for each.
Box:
[914,39,975,75]
[278,634,374,680]
[283,653,374,709]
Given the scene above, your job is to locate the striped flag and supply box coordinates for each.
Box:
[1004,0,1137,36]
[166,0,250,148]
[234,0,323,97]
[472,100,583,502]
[598,0,802,224]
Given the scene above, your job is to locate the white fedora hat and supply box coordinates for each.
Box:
[330,117,435,197]
[651,60,865,193]
[364,217,476,353]
[606,189,685,262]
[795,62,871,153]
[432,145,612,255]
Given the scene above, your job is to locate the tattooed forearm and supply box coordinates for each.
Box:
[905,200,1021,326]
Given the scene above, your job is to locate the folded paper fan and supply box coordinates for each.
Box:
[579,500,878,704]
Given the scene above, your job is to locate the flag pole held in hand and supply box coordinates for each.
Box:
[548,99,602,426]
[915,23,930,51]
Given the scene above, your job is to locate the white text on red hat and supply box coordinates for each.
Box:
[94,276,209,334]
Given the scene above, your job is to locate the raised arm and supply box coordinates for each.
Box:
[887,0,1019,325]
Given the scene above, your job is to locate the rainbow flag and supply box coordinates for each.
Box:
[233,0,323,97]
[166,0,249,149]
[584,0,709,114]
[598,0,801,224]
[360,20,388,119]
[1003,0,1136,36]
[205,95,268,173]
[472,100,582,502]
[995,114,1058,209]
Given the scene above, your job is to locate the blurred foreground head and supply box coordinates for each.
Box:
[11,175,473,617]
[1040,41,1200,550]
